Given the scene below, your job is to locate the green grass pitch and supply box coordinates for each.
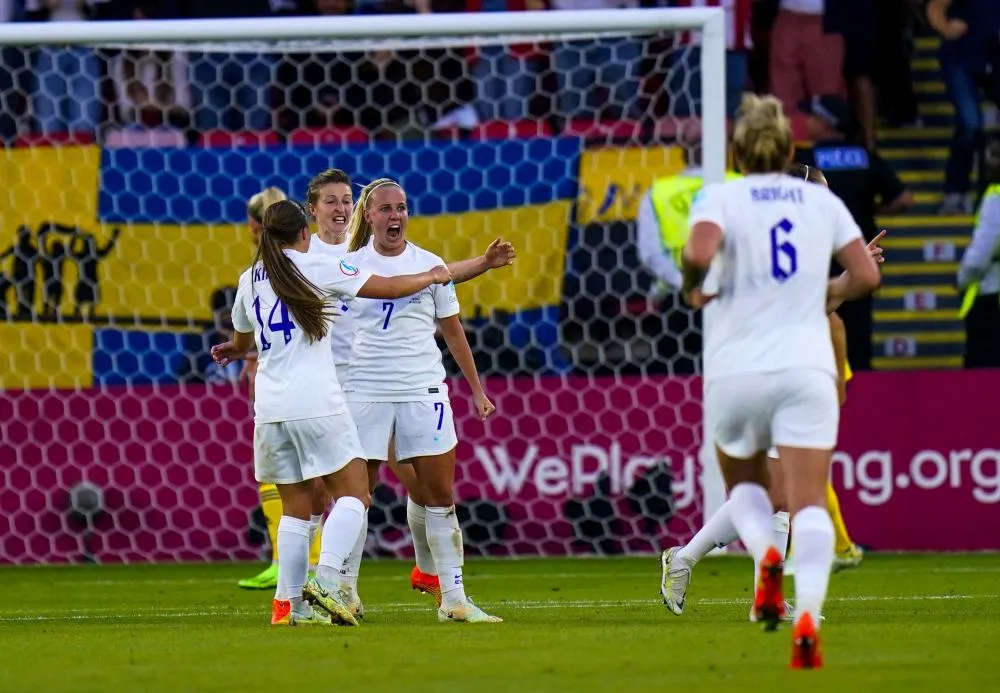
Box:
[2,554,997,692]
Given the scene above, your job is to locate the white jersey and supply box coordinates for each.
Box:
[232,248,372,423]
[344,240,459,401]
[307,233,356,366]
[688,173,862,381]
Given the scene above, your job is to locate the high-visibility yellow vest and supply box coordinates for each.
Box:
[959,184,1000,318]
[648,171,743,265]
[844,359,853,383]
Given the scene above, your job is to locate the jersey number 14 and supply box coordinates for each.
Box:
[253,296,296,351]
[770,218,798,282]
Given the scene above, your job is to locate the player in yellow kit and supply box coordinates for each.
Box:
[237,188,323,590]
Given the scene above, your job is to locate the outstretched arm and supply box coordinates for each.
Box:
[827,231,886,313]
[447,238,516,284]
[438,314,495,421]
[357,265,452,299]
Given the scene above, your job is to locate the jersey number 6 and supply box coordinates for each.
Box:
[770,218,798,282]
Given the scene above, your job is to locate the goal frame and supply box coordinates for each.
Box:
[0,8,728,185]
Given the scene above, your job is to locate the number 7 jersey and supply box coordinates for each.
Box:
[232,248,373,423]
[689,173,863,381]
[343,241,460,401]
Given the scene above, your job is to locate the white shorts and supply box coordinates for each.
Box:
[253,413,365,484]
[348,400,458,462]
[705,369,839,459]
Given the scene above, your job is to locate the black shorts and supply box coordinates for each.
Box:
[835,0,875,78]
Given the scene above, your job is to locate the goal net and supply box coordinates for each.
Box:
[0,9,727,564]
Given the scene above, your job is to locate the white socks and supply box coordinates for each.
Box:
[790,506,834,625]
[729,483,776,563]
[676,499,739,566]
[407,497,437,576]
[339,510,368,594]
[752,511,790,598]
[424,505,465,608]
[276,515,311,606]
[316,495,366,587]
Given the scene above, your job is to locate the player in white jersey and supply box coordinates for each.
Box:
[331,178,502,624]
[303,167,515,618]
[680,94,880,668]
[211,199,453,627]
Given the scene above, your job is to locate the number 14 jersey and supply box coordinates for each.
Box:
[343,241,460,402]
[689,173,862,382]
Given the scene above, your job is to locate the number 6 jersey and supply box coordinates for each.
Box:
[342,240,460,402]
[688,173,862,382]
[232,248,372,423]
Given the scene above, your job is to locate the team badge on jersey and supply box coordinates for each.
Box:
[339,259,360,276]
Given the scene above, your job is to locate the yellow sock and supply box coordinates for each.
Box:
[259,483,282,563]
[308,521,322,567]
[826,482,854,554]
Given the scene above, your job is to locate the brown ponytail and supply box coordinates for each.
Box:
[252,200,332,343]
[346,178,401,252]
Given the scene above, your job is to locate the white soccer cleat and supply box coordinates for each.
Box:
[290,601,333,626]
[660,546,691,615]
[438,599,503,624]
[338,586,365,621]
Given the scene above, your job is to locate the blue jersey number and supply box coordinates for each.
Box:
[253,296,296,350]
[769,218,798,282]
[433,402,445,431]
[381,301,394,330]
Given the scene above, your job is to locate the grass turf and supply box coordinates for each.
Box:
[1,554,997,692]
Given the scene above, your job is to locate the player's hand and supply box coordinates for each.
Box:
[682,288,719,309]
[474,391,496,421]
[942,19,968,40]
[867,230,887,265]
[429,265,453,285]
[483,238,516,269]
[211,341,246,368]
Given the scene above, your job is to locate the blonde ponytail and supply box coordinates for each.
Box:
[247,187,288,223]
[346,178,400,252]
[732,93,792,174]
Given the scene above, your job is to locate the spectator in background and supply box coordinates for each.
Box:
[795,95,913,371]
[187,0,277,133]
[550,0,642,120]
[25,0,103,136]
[874,0,920,128]
[826,0,876,150]
[769,0,845,114]
[957,140,1000,368]
[666,0,752,119]
[467,0,544,121]
[927,0,1000,215]
[0,1,29,142]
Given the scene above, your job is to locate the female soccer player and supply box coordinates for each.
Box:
[303,167,515,617]
[211,200,453,626]
[331,178,502,624]
[659,165,879,619]
[680,94,880,667]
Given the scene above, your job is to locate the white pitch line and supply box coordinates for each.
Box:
[0,594,995,623]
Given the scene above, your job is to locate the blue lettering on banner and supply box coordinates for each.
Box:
[814,146,869,171]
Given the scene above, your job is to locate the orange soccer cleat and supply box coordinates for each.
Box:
[790,612,823,669]
[753,546,786,631]
[271,598,291,626]
[410,566,442,607]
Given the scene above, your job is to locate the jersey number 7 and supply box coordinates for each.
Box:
[770,218,798,282]
[252,296,297,351]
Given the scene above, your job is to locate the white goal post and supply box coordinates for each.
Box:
[0,7,729,564]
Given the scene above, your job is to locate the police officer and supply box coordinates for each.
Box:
[795,94,913,370]
[957,140,1000,367]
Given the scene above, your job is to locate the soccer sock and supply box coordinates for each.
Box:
[675,499,739,566]
[791,506,835,626]
[407,496,437,576]
[340,509,368,594]
[753,511,791,599]
[316,496,366,586]
[308,513,324,568]
[826,482,854,553]
[259,484,282,565]
[728,482,776,563]
[425,505,466,608]
[276,515,311,607]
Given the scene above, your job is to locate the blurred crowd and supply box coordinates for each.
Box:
[0,1,966,153]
